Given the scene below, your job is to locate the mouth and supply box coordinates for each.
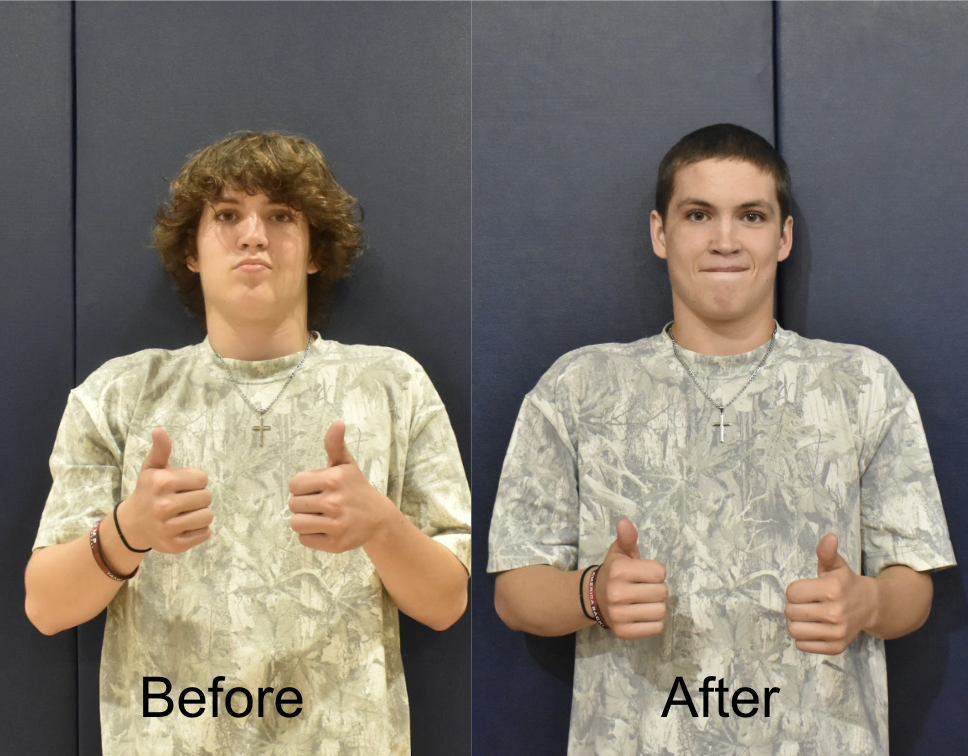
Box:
[702,267,747,273]
[235,258,271,272]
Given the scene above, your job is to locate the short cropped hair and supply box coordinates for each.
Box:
[153,131,363,330]
[655,124,792,222]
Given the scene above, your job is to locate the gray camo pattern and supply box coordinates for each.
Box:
[488,326,955,755]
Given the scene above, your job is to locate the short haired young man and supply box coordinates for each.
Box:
[488,124,954,754]
[25,132,471,755]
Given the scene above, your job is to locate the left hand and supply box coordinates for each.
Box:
[288,421,394,553]
[784,534,878,655]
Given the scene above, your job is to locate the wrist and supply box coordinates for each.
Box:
[95,515,148,577]
[363,495,405,552]
[860,574,882,636]
[587,565,608,629]
[114,500,151,553]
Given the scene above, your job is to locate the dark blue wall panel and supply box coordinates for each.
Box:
[472,4,774,753]
[0,2,76,753]
[777,4,968,753]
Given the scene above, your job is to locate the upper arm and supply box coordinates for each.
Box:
[487,380,582,576]
[399,364,471,573]
[859,361,955,577]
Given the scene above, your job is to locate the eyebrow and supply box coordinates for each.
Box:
[676,197,774,211]
[209,196,295,211]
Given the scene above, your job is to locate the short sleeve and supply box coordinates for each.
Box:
[859,364,956,576]
[399,366,471,573]
[488,365,581,573]
[33,388,125,550]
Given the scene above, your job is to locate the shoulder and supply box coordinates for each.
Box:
[783,331,904,384]
[316,341,428,377]
[313,341,439,405]
[528,335,667,403]
[538,336,664,385]
[74,344,199,401]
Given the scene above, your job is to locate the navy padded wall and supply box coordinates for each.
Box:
[0,2,76,753]
[71,3,471,755]
[777,4,968,753]
[472,3,774,753]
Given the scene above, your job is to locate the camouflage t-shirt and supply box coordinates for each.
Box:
[34,336,471,756]
[488,325,954,756]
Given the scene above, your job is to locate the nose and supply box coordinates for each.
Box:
[238,213,268,249]
[710,218,741,254]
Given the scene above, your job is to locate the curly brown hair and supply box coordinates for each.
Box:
[153,131,363,330]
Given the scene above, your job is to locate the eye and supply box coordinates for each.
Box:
[687,210,708,222]
[214,209,237,222]
[743,212,765,223]
[270,211,294,223]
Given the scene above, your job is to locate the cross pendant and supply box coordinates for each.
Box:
[712,407,732,443]
[252,414,272,446]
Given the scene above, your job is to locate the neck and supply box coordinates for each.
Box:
[668,309,776,356]
[206,312,311,361]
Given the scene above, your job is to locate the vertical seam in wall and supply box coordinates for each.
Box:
[71,0,78,390]
[772,0,783,324]
[70,3,81,754]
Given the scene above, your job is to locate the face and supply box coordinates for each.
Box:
[651,159,793,330]
[188,189,317,325]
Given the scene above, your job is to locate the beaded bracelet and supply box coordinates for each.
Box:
[89,520,139,582]
[579,564,598,621]
[588,565,608,629]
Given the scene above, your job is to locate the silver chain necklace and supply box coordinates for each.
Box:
[212,335,314,446]
[666,323,777,443]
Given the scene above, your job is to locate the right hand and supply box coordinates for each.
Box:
[117,428,213,554]
[594,518,668,639]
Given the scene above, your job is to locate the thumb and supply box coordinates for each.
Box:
[324,420,355,467]
[142,427,172,471]
[816,533,842,576]
[611,518,641,560]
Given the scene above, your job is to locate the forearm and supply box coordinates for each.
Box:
[494,564,595,637]
[363,504,468,631]
[25,510,146,635]
[864,565,933,640]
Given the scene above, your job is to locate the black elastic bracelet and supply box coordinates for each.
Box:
[579,564,598,621]
[113,501,151,553]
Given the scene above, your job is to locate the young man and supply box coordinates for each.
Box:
[25,132,471,755]
[488,124,954,754]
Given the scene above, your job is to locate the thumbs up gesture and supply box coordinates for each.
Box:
[118,428,213,554]
[593,518,668,639]
[288,420,394,553]
[785,534,878,655]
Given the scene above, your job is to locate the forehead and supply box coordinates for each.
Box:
[671,159,779,209]
[211,188,278,204]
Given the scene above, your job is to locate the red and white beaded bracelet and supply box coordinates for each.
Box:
[588,565,608,629]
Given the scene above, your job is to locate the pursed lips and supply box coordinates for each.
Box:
[235,258,272,271]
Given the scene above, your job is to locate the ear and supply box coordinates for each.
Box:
[186,256,199,273]
[777,215,793,263]
[650,210,668,260]
[307,258,319,275]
